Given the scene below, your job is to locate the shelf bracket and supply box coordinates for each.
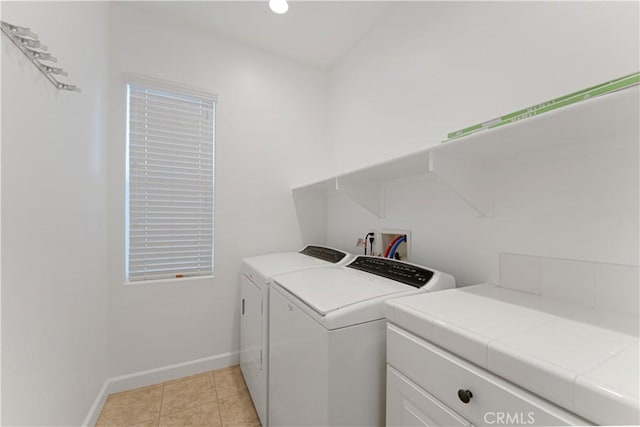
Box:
[429,151,494,217]
[337,176,386,218]
[292,190,329,245]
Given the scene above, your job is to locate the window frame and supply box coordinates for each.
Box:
[124,76,217,284]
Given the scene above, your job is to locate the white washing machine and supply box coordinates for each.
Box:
[240,245,353,426]
[268,255,456,427]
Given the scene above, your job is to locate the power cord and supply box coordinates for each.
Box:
[363,232,375,255]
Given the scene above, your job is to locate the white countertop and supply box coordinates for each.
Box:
[385,284,639,425]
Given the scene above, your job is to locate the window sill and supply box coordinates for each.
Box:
[123,275,215,287]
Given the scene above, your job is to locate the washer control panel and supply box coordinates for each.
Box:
[347,256,434,288]
[299,245,348,263]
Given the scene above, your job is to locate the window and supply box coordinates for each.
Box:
[126,81,215,282]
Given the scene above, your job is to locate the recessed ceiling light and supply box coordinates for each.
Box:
[269,0,289,14]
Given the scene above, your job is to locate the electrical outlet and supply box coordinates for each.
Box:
[380,229,411,260]
[357,230,378,256]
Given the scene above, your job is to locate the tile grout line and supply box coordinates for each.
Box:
[156,372,220,420]
[159,380,166,420]
[159,400,218,418]
[212,369,225,427]
[102,384,165,427]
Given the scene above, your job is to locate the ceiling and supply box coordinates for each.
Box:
[126,1,393,68]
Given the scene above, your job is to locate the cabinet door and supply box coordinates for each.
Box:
[387,366,472,427]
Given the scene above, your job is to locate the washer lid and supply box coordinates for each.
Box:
[242,252,332,281]
[272,267,415,316]
[242,246,350,281]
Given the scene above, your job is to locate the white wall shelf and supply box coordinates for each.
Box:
[293,85,639,219]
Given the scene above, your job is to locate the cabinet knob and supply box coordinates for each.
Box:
[457,389,473,404]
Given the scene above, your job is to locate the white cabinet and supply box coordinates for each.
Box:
[387,366,472,427]
[240,274,266,424]
[386,324,589,427]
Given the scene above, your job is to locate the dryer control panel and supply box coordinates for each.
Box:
[299,245,348,263]
[347,256,434,288]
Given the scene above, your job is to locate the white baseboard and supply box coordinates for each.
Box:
[82,351,239,426]
[83,380,110,427]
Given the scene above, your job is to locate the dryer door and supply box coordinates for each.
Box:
[240,274,266,423]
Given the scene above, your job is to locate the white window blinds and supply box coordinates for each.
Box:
[126,82,215,282]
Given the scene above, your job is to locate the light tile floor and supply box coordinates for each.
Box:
[96,365,260,427]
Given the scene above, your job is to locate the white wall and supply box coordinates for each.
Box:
[326,2,639,285]
[1,2,109,425]
[107,4,329,377]
[327,146,639,285]
[328,1,640,173]
[1,2,637,423]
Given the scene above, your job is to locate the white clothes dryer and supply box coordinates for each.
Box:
[240,245,353,426]
[268,255,455,427]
